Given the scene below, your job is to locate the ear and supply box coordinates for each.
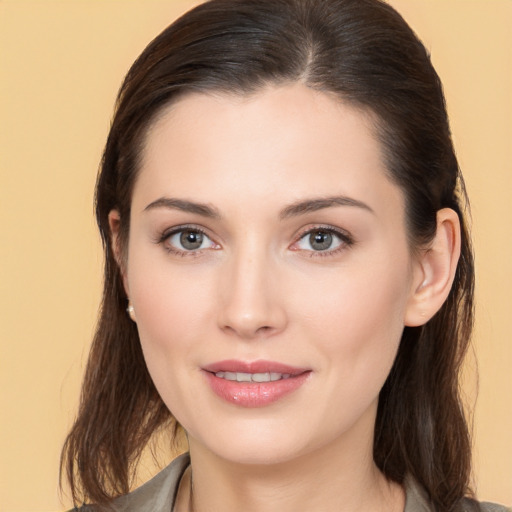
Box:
[405,208,461,327]
[108,209,130,297]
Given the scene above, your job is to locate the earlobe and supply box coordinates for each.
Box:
[108,209,130,296]
[126,301,137,322]
[404,208,461,327]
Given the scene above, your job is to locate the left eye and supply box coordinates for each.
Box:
[295,229,345,252]
[167,229,214,251]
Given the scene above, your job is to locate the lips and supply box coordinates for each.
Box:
[214,371,291,382]
[202,360,311,407]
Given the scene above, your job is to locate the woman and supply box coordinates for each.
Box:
[61,0,509,511]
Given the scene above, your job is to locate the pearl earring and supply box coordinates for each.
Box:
[126,301,137,322]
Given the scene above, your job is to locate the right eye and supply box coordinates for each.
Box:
[162,227,218,254]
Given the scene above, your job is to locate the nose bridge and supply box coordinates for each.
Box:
[218,239,286,338]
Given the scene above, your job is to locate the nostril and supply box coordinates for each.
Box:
[216,276,288,339]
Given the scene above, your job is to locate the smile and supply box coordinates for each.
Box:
[203,360,311,407]
[214,372,291,382]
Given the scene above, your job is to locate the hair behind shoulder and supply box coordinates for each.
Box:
[61,1,475,510]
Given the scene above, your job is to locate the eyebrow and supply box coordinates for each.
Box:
[279,196,374,219]
[143,195,373,219]
[143,197,221,218]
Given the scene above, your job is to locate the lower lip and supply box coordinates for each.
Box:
[203,371,311,408]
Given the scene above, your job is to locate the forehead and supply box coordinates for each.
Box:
[134,84,402,217]
[144,84,378,165]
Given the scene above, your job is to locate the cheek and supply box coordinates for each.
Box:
[126,246,217,360]
[302,264,409,334]
[133,279,212,346]
[127,260,216,417]
[293,252,412,374]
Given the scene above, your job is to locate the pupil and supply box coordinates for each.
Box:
[180,230,203,250]
[310,231,332,251]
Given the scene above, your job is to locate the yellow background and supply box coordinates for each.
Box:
[0,1,510,510]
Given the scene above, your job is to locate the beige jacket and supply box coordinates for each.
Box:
[77,453,510,512]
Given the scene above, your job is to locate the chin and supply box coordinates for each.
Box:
[187,419,313,466]
[214,443,306,467]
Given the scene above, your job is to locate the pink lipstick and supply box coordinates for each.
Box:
[202,360,311,407]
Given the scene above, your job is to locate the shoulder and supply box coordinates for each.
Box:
[70,452,190,512]
[460,499,511,512]
[405,475,510,512]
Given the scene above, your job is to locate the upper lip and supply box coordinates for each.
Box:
[203,359,309,375]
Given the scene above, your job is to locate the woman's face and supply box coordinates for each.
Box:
[121,84,423,465]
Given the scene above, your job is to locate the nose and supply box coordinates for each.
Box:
[217,248,288,340]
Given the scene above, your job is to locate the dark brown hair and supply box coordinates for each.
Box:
[61,0,475,510]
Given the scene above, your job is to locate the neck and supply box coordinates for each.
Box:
[179,410,404,512]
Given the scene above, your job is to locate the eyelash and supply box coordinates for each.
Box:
[292,225,354,258]
[155,224,217,257]
[155,224,354,258]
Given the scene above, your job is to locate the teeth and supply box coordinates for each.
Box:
[253,373,271,382]
[214,371,291,382]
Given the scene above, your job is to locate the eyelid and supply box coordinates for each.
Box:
[289,224,354,254]
[155,224,221,254]
[154,223,353,256]
[157,224,206,243]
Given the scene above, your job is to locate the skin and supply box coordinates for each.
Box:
[110,83,460,512]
